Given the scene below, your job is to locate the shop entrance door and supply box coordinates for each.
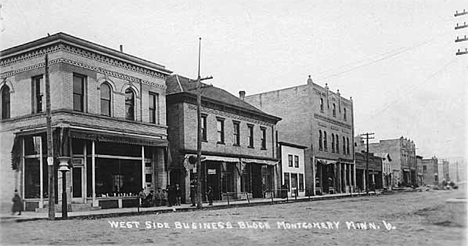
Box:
[72,166,84,203]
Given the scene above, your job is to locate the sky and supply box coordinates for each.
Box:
[0,0,467,160]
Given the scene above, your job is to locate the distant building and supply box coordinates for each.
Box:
[422,156,438,185]
[354,152,383,192]
[355,136,417,186]
[438,159,450,183]
[374,153,392,189]
[245,76,355,195]
[165,75,281,202]
[278,142,307,197]
[416,155,423,186]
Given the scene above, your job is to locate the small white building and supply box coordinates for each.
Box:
[279,142,307,197]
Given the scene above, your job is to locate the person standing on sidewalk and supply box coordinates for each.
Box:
[12,190,23,215]
[206,186,213,206]
[175,184,182,206]
[190,180,196,207]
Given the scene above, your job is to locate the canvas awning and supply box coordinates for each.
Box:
[70,129,168,147]
[241,158,278,166]
[316,158,338,165]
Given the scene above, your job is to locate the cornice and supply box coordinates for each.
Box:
[1,42,171,80]
[0,57,167,90]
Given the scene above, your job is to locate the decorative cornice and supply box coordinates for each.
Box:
[1,42,170,80]
[314,113,352,130]
[0,57,167,90]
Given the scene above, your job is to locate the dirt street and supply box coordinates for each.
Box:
[0,189,466,246]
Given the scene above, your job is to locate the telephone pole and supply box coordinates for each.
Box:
[360,133,374,194]
[196,37,213,209]
[45,54,55,220]
[455,9,468,56]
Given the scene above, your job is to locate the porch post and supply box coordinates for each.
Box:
[141,146,145,190]
[92,140,96,206]
[39,137,44,208]
[343,164,347,193]
[312,156,316,196]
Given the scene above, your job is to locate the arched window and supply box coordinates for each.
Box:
[320,98,324,111]
[343,108,347,121]
[331,133,335,153]
[346,137,350,155]
[318,130,323,151]
[336,135,339,154]
[333,103,336,117]
[1,85,10,119]
[100,83,111,116]
[342,136,346,154]
[323,131,327,151]
[125,88,135,120]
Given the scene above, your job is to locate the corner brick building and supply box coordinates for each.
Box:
[166,75,281,202]
[245,76,355,195]
[0,33,172,211]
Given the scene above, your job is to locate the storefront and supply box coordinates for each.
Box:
[14,127,168,211]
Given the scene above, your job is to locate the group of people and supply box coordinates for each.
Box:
[139,184,182,207]
[189,179,213,206]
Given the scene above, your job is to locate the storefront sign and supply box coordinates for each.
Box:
[208,169,216,175]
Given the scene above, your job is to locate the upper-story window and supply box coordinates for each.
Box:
[343,108,347,121]
[248,124,254,148]
[336,135,339,154]
[100,83,111,116]
[149,92,159,124]
[331,133,335,153]
[1,85,10,119]
[323,131,327,152]
[332,103,336,117]
[125,88,135,120]
[73,74,86,112]
[319,130,323,151]
[32,76,43,114]
[201,114,207,141]
[294,155,299,168]
[343,136,346,154]
[346,137,350,155]
[233,121,240,146]
[288,154,293,167]
[217,118,225,144]
[260,127,267,150]
[320,98,324,111]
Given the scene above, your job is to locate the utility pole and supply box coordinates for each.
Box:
[455,9,468,56]
[196,37,213,209]
[360,133,374,194]
[45,54,55,220]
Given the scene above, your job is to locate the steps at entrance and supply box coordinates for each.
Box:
[36,203,101,213]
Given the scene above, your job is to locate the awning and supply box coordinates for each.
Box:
[70,130,168,147]
[241,158,277,165]
[316,158,338,165]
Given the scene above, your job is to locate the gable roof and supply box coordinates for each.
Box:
[166,74,281,123]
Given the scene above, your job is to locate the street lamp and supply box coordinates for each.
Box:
[58,156,70,219]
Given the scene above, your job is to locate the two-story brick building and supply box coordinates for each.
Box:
[165,75,281,202]
[0,33,172,211]
[245,76,355,195]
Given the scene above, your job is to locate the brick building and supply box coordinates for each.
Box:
[165,75,281,203]
[0,33,172,211]
[374,153,392,189]
[245,76,355,195]
[355,137,417,187]
[416,155,423,186]
[422,156,439,185]
[354,152,383,191]
[438,159,450,183]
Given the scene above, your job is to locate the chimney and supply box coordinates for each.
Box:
[120,45,123,52]
[239,91,246,100]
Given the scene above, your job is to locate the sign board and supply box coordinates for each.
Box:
[47,157,54,166]
[208,169,216,175]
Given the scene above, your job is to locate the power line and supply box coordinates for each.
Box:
[365,58,458,120]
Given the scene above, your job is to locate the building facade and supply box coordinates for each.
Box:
[374,153,392,189]
[278,142,307,197]
[438,159,450,183]
[245,76,355,195]
[0,33,172,211]
[422,156,439,185]
[354,152,383,191]
[416,155,423,186]
[166,75,281,203]
[355,137,416,187]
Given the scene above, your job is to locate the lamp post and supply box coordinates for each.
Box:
[58,156,70,219]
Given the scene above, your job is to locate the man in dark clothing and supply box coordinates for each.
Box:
[206,186,213,206]
[190,180,196,207]
[12,190,23,215]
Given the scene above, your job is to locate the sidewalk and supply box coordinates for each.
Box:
[0,192,373,222]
